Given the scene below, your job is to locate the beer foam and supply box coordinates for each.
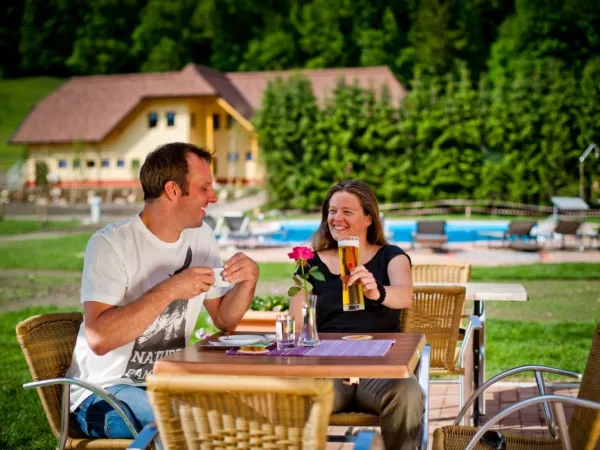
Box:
[338,239,359,247]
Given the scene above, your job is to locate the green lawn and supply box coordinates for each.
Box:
[0,77,64,169]
[0,233,91,271]
[0,219,80,236]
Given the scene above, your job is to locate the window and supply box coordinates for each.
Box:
[101,159,110,168]
[190,113,196,129]
[86,160,96,168]
[117,159,125,168]
[212,113,220,130]
[58,160,67,168]
[131,159,140,170]
[148,112,158,128]
[227,152,239,162]
[166,111,176,127]
[73,159,81,168]
[227,114,234,129]
[246,151,253,161]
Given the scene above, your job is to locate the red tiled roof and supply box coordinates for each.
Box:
[226,66,406,110]
[11,65,406,145]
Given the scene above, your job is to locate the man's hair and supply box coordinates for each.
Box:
[140,142,214,201]
[311,180,388,252]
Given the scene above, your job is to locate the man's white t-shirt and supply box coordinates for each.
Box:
[66,215,228,411]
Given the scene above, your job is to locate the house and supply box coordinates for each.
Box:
[10,64,406,191]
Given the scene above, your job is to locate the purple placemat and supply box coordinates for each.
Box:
[226,339,395,357]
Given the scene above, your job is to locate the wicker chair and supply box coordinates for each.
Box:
[412,263,471,284]
[16,312,138,449]
[401,285,479,424]
[432,322,600,450]
[412,262,472,329]
[128,374,383,450]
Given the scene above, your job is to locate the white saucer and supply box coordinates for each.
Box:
[218,335,264,346]
[263,334,277,341]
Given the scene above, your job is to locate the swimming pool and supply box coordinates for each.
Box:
[258,219,509,244]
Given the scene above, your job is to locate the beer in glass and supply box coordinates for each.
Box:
[338,237,365,311]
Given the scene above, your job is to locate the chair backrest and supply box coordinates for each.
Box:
[569,322,600,450]
[223,212,249,233]
[202,215,216,230]
[416,220,446,235]
[506,220,536,236]
[147,373,334,450]
[412,263,471,284]
[16,312,86,439]
[400,286,466,371]
[554,218,584,236]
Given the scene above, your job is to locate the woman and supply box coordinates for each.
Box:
[290,180,423,450]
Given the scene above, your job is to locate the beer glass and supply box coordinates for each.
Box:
[338,236,365,311]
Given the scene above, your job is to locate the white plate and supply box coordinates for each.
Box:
[263,334,277,341]
[218,335,264,346]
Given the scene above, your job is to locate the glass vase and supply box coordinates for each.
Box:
[298,294,320,347]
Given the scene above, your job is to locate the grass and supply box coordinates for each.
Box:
[0,233,91,271]
[0,274,80,310]
[0,219,80,236]
[0,77,64,170]
[0,306,74,449]
[470,263,600,281]
[486,320,596,380]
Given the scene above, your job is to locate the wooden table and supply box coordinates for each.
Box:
[416,282,528,425]
[155,332,431,450]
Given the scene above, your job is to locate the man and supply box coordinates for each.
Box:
[66,142,259,438]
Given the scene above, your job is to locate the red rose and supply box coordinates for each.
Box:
[287,246,315,262]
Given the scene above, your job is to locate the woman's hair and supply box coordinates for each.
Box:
[311,180,388,252]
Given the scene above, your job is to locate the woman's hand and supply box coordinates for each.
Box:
[347,265,380,300]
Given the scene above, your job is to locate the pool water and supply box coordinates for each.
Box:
[262,219,509,244]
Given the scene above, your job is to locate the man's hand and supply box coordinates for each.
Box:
[161,266,215,300]
[222,252,260,285]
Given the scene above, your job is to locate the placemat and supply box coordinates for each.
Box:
[226,339,395,357]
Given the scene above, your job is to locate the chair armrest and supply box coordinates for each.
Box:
[457,315,482,367]
[354,430,384,450]
[465,395,600,450]
[127,422,159,450]
[453,365,581,425]
[23,377,138,438]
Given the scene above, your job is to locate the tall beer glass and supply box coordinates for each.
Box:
[338,236,365,311]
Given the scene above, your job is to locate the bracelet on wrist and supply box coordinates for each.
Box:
[366,281,386,305]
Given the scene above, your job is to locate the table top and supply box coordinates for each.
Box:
[154,332,426,379]
[414,282,528,302]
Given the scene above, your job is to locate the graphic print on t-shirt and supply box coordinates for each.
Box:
[123,247,193,382]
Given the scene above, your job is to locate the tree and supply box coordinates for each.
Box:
[132,0,212,72]
[68,0,145,74]
[253,74,321,209]
[0,0,25,78]
[19,0,85,75]
[488,0,600,83]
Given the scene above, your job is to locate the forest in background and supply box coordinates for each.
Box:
[1,0,599,206]
[2,0,598,86]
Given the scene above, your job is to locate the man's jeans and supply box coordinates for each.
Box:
[75,384,154,439]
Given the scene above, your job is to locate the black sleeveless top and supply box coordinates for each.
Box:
[302,245,411,333]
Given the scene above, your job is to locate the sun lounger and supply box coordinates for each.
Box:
[479,220,537,248]
[411,220,448,250]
